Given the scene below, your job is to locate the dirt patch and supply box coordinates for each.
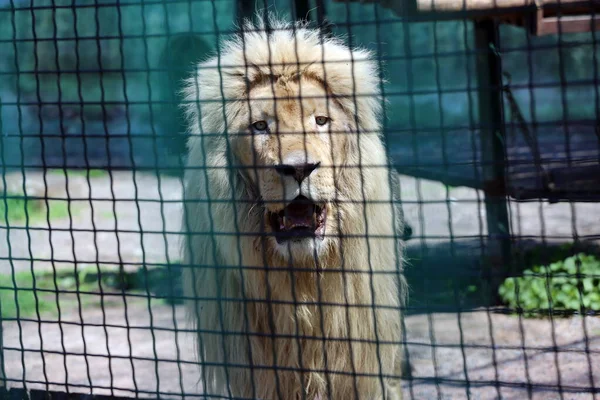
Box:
[2,171,600,399]
[0,170,183,276]
[3,303,599,399]
[403,310,600,400]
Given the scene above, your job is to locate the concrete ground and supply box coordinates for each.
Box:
[4,302,599,399]
[1,170,600,399]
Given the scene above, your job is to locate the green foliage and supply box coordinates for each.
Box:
[0,268,117,319]
[0,194,71,225]
[0,272,57,319]
[49,168,107,179]
[499,253,600,316]
[0,263,183,319]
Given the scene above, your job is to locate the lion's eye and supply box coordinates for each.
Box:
[252,120,268,132]
[315,116,330,126]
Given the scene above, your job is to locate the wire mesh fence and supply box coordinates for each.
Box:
[0,0,599,399]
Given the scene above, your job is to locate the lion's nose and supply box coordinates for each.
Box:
[274,162,320,184]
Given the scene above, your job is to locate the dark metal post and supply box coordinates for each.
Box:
[0,321,4,390]
[474,19,512,291]
[294,0,311,21]
[237,0,257,23]
[0,99,5,392]
[315,0,328,27]
[294,0,331,35]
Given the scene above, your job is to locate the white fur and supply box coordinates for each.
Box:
[181,14,407,400]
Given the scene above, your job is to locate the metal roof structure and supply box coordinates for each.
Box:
[334,0,600,35]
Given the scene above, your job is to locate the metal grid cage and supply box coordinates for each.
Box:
[0,0,599,399]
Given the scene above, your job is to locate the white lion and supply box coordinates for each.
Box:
[181,14,407,400]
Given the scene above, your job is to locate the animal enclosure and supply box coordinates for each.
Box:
[0,0,599,399]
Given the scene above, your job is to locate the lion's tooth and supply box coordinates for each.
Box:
[283,216,292,230]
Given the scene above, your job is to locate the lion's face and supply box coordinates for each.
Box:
[231,76,354,262]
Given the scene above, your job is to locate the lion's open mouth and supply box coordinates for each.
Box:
[268,195,327,244]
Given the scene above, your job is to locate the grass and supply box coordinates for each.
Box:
[100,210,115,219]
[0,272,58,319]
[0,263,183,319]
[0,168,107,225]
[48,168,107,178]
[0,268,132,319]
[0,196,72,225]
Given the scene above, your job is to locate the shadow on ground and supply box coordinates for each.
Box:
[403,238,600,315]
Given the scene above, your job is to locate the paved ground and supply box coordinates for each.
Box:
[4,302,599,399]
[0,171,182,274]
[2,170,600,399]
[1,170,598,275]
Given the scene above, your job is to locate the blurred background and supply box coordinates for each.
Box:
[1,0,597,169]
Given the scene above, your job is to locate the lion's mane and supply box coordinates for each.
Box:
[181,14,407,400]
